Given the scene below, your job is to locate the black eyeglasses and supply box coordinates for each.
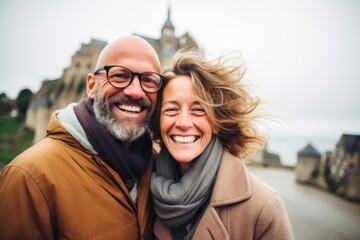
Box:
[94,65,164,93]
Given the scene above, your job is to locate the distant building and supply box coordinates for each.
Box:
[25,6,200,143]
[330,134,360,200]
[295,134,360,201]
[295,144,321,183]
[25,39,107,143]
[318,150,333,189]
[246,142,283,167]
[135,6,199,70]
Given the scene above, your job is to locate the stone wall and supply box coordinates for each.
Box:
[345,169,360,200]
[296,156,320,182]
[25,39,106,143]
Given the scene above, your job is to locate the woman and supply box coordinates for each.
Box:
[150,51,294,240]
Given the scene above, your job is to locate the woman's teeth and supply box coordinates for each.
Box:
[173,136,196,143]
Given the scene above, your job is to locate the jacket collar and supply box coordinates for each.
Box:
[55,103,97,154]
[154,151,252,240]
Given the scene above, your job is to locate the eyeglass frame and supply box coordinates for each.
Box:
[93,65,165,93]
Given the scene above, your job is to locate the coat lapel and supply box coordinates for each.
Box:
[192,151,252,239]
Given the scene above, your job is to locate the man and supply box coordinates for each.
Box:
[0,36,163,239]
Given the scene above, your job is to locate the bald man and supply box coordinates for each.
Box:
[0,36,164,239]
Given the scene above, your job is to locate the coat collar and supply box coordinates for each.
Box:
[191,151,252,239]
[154,151,252,240]
[210,151,252,206]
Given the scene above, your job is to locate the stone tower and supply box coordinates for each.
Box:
[295,144,321,183]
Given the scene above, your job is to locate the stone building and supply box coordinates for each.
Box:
[329,134,360,200]
[25,39,107,143]
[245,142,282,167]
[135,7,199,70]
[25,7,199,143]
[295,144,321,183]
[295,134,360,201]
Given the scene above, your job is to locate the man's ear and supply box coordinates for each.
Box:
[87,73,96,99]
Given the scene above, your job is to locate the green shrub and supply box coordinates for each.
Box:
[0,117,34,163]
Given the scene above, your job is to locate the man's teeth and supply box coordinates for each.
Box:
[173,136,196,143]
[119,105,141,113]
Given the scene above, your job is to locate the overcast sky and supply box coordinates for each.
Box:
[1,0,359,139]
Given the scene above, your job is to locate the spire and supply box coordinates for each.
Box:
[163,4,174,30]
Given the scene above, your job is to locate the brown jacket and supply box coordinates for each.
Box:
[0,114,155,239]
[154,151,294,240]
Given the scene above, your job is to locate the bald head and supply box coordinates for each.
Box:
[96,35,161,73]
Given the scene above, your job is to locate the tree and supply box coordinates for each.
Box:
[16,89,33,117]
[0,93,13,116]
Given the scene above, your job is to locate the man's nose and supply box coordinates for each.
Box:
[123,76,145,100]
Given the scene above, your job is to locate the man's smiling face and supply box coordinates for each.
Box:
[86,36,160,142]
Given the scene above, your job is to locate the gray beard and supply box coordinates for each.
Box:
[93,90,150,142]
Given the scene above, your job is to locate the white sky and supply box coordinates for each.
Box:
[1,0,359,139]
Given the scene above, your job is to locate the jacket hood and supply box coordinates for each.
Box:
[51,103,97,155]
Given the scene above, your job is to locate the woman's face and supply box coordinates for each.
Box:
[160,75,213,172]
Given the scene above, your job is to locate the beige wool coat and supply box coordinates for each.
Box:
[154,151,294,240]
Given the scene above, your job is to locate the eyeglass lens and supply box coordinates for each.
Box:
[108,66,161,92]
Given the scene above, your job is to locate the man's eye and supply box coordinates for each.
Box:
[109,69,131,80]
[142,77,156,84]
[113,73,128,79]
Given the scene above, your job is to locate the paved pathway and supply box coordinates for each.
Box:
[247,165,360,240]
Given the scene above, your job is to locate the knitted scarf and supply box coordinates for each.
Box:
[150,136,223,240]
[74,98,152,191]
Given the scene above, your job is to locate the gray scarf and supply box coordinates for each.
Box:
[151,136,223,239]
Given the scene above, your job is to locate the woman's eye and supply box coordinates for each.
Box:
[163,108,178,115]
[193,108,206,115]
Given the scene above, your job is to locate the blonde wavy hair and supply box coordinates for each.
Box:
[152,51,264,158]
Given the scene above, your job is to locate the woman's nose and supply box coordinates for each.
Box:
[175,112,193,130]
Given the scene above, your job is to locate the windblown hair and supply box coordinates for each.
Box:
[152,51,264,158]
